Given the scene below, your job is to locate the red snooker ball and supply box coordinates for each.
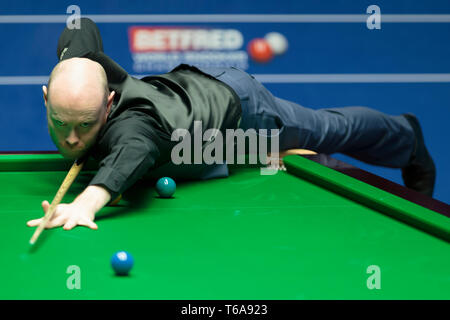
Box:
[247,38,274,63]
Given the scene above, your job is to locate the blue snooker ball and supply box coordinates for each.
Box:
[156,177,176,198]
[111,251,134,276]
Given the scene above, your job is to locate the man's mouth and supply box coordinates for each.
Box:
[59,147,86,159]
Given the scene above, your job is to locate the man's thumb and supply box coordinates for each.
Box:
[41,200,50,212]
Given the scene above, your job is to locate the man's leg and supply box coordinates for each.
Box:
[268,99,435,196]
[57,17,103,61]
[215,67,435,196]
[216,68,414,167]
[283,104,415,169]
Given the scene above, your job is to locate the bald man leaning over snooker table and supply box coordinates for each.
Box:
[27,18,436,231]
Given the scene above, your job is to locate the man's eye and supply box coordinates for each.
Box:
[54,120,65,126]
[80,122,91,128]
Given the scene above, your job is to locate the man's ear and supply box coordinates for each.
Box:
[42,86,48,108]
[106,90,115,115]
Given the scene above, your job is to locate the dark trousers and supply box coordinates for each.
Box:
[199,67,415,168]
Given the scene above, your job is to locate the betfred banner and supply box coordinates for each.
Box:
[129,26,249,72]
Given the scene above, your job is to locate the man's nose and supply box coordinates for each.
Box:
[65,130,79,147]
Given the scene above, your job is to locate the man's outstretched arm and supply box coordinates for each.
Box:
[27,109,163,230]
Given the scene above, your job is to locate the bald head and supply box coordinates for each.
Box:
[47,57,109,108]
[43,57,115,160]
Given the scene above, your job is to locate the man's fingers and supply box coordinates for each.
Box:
[30,202,98,231]
[41,200,50,213]
[27,204,64,228]
[63,219,77,230]
[46,215,67,229]
[29,217,98,230]
[64,218,98,230]
[27,217,62,229]
[27,201,51,226]
[42,201,62,217]
[27,218,43,227]
[83,219,98,230]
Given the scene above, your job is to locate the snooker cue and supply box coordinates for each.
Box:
[29,158,85,245]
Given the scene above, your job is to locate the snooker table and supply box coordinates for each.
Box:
[0,151,449,300]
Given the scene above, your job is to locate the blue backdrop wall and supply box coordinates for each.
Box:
[0,0,449,203]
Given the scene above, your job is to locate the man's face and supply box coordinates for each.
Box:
[44,87,112,160]
[43,58,114,160]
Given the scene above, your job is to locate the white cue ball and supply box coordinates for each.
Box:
[264,32,288,55]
